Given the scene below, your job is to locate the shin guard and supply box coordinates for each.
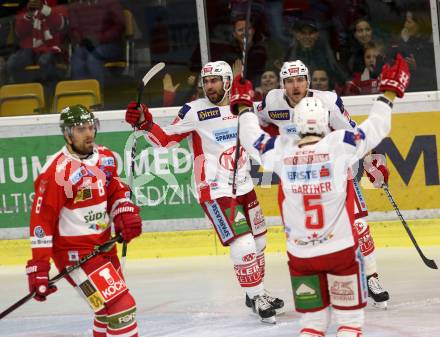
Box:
[230,233,263,298]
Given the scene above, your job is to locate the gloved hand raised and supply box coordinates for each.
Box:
[230,75,254,115]
[113,202,142,243]
[26,259,57,301]
[364,155,389,188]
[125,101,154,130]
[379,53,410,98]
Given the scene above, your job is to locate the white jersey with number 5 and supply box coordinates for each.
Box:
[240,98,392,258]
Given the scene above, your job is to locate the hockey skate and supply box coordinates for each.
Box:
[246,292,284,315]
[247,295,277,324]
[367,273,389,309]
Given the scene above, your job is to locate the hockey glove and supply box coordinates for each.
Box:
[230,75,254,115]
[379,53,410,98]
[125,101,154,131]
[364,158,389,188]
[113,202,142,243]
[26,259,57,301]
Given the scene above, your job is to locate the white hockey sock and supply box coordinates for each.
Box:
[363,252,377,276]
[336,326,363,337]
[255,235,266,280]
[230,233,263,298]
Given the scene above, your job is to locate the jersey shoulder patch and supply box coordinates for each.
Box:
[178,103,192,119]
[343,129,366,147]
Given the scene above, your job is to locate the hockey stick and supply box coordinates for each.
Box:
[382,184,438,269]
[0,235,121,320]
[121,62,166,269]
[230,0,253,221]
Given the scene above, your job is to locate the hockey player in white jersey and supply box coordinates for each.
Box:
[229,54,410,337]
[256,59,392,307]
[26,105,143,337]
[124,61,283,323]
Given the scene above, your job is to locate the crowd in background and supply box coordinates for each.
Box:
[0,0,437,114]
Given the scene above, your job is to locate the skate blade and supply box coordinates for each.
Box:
[260,316,276,324]
[372,301,388,310]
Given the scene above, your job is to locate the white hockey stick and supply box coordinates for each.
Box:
[121,62,165,270]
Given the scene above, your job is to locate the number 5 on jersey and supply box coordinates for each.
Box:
[303,195,324,229]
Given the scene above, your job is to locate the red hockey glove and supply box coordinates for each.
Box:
[113,202,142,243]
[26,259,57,302]
[365,159,389,188]
[230,75,254,115]
[379,53,410,98]
[125,101,153,130]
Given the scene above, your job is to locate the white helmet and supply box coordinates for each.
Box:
[201,61,233,93]
[280,60,310,88]
[293,97,330,136]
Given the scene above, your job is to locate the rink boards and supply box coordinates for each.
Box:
[0,91,440,243]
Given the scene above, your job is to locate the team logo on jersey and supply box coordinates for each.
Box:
[101,157,115,167]
[74,186,93,203]
[38,179,48,194]
[219,145,247,171]
[268,110,290,120]
[213,127,237,143]
[197,107,221,121]
[34,226,45,238]
[70,166,88,184]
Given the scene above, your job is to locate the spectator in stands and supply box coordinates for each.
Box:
[68,0,125,87]
[391,8,436,91]
[345,41,383,95]
[342,18,383,75]
[310,68,333,92]
[254,69,278,100]
[162,72,202,107]
[190,15,267,87]
[6,0,67,98]
[284,19,349,86]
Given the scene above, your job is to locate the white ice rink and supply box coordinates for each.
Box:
[1,247,439,337]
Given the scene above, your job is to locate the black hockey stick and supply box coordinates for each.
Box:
[122,62,166,269]
[231,0,253,205]
[382,184,438,269]
[0,235,121,320]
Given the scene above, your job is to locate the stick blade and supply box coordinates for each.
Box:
[423,257,438,269]
[141,62,165,86]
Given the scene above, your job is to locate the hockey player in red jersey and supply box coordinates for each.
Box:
[125,61,283,323]
[256,59,392,308]
[230,54,410,337]
[26,105,142,337]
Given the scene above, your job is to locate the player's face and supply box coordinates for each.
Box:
[283,76,308,105]
[68,122,96,156]
[203,76,227,104]
[354,20,372,46]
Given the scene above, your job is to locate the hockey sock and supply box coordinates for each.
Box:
[106,292,138,336]
[336,326,363,337]
[255,235,267,280]
[93,313,107,337]
[230,233,263,298]
[299,328,325,337]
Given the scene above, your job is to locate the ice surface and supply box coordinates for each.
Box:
[1,247,439,336]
